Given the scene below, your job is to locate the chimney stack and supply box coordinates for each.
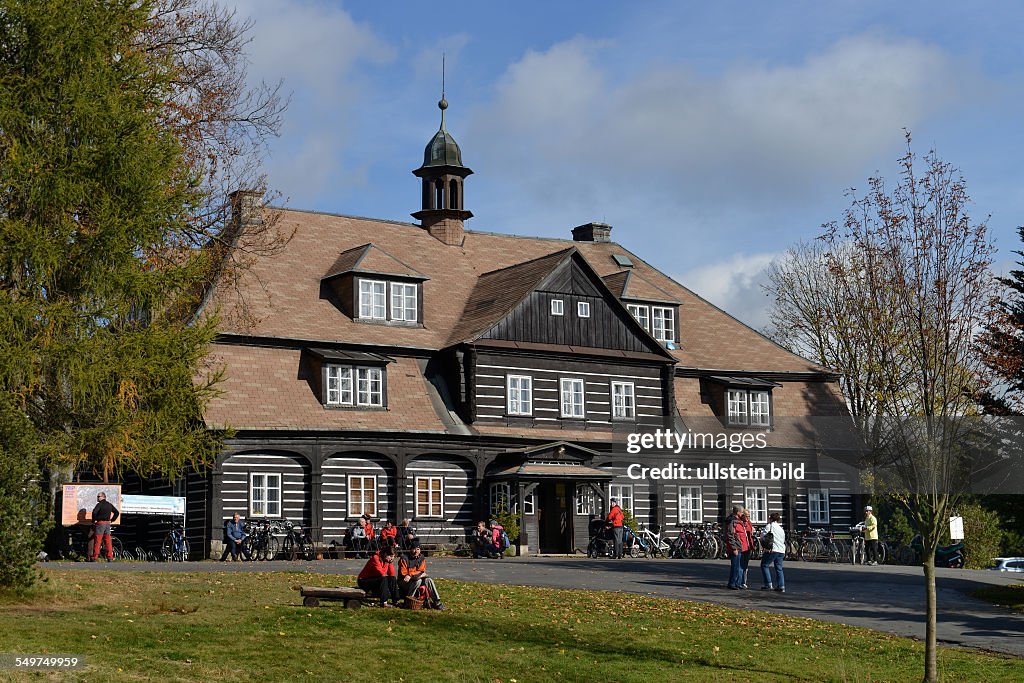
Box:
[228,189,264,229]
[572,222,612,243]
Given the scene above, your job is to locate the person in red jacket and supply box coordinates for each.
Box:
[725,507,749,589]
[740,508,755,588]
[357,547,400,607]
[606,499,625,559]
[379,520,398,548]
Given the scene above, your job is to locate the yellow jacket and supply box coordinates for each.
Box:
[864,513,879,541]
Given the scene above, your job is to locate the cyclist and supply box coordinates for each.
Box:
[863,506,880,566]
[606,499,625,559]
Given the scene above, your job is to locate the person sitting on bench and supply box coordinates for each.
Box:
[357,547,400,608]
[398,542,445,610]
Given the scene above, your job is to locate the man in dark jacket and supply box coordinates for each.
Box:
[220,513,251,561]
[90,492,119,561]
[724,507,747,589]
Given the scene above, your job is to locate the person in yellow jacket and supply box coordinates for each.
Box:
[863,506,880,565]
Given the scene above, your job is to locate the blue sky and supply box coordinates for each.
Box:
[230,1,1024,328]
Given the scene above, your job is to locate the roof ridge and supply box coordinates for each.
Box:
[477,246,577,278]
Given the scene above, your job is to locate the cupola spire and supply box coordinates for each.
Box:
[412,56,472,246]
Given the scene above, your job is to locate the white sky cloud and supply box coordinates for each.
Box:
[677,252,781,330]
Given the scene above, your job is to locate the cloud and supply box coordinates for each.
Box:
[677,252,781,330]
[229,0,395,202]
[470,33,975,207]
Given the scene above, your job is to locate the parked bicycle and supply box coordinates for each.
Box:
[281,520,315,561]
[635,523,672,558]
[798,527,841,562]
[243,519,283,561]
[161,521,190,562]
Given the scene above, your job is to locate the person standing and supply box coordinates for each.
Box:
[739,508,755,588]
[724,506,747,589]
[90,491,119,562]
[863,506,880,565]
[220,513,251,562]
[606,499,625,559]
[760,512,786,593]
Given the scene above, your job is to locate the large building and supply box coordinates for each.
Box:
[184,98,857,556]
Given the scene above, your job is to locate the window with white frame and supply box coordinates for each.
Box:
[551,299,564,316]
[652,306,675,342]
[611,381,635,419]
[560,378,585,418]
[521,491,535,515]
[354,367,383,406]
[749,391,771,427]
[808,489,830,524]
[627,303,649,330]
[348,475,377,517]
[358,279,386,319]
[576,485,596,515]
[415,476,443,517]
[507,375,533,415]
[745,486,768,524]
[489,482,510,513]
[578,301,591,318]
[390,282,418,322]
[325,366,353,406]
[678,486,703,523]
[609,484,634,513]
[727,389,749,425]
[250,473,281,517]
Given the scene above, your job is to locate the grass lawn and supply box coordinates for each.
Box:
[0,569,1020,682]
[973,584,1024,611]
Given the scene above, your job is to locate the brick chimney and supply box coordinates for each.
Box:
[228,189,264,229]
[572,222,612,243]
[420,213,465,246]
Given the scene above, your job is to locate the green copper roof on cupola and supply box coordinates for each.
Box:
[421,95,465,168]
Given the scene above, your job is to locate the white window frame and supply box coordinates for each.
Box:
[611,381,635,419]
[415,476,444,518]
[745,486,768,524]
[577,301,591,318]
[489,482,510,513]
[808,488,830,525]
[749,390,771,427]
[576,485,596,515]
[325,366,353,406]
[627,303,650,331]
[551,299,564,316]
[678,486,703,523]
[390,282,418,322]
[359,279,386,320]
[249,472,281,518]
[356,367,383,406]
[727,389,749,426]
[348,475,377,518]
[560,378,585,418]
[507,375,533,416]
[652,306,675,343]
[609,484,634,514]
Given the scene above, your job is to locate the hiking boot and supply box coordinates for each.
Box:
[775,587,786,593]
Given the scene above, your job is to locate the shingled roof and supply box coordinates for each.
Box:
[323,243,427,280]
[205,208,828,373]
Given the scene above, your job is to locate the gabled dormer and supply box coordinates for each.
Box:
[602,270,681,347]
[321,243,428,325]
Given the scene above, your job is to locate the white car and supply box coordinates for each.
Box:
[989,557,1024,572]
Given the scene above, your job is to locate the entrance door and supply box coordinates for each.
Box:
[537,481,572,553]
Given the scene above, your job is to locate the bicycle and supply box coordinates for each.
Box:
[799,528,840,562]
[161,521,190,562]
[635,523,672,558]
[244,519,282,560]
[281,520,315,561]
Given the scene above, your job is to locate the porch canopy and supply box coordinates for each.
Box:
[485,441,613,483]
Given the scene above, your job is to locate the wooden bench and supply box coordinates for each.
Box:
[298,586,368,609]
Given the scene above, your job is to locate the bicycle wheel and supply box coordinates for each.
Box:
[301,535,315,561]
[266,536,280,560]
[799,540,819,562]
[161,533,175,561]
[877,542,888,565]
[242,536,256,561]
[282,536,297,561]
[110,536,123,560]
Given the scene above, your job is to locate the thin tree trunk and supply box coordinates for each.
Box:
[923,551,938,682]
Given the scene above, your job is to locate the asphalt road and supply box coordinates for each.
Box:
[48,556,1023,657]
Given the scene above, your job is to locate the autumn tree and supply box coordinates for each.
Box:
[765,133,998,683]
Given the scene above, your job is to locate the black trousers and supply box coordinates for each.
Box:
[866,539,879,563]
[612,526,624,558]
[358,576,399,604]
[219,539,251,561]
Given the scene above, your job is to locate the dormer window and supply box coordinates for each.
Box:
[652,306,674,343]
[359,280,386,319]
[727,389,771,427]
[317,354,389,409]
[391,283,418,322]
[627,304,649,330]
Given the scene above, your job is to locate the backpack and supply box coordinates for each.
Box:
[498,530,511,552]
[760,525,775,551]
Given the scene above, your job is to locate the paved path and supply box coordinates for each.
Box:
[48,557,1023,657]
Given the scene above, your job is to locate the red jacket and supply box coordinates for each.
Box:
[358,553,395,580]
[606,505,624,527]
[379,526,397,542]
[725,517,749,553]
